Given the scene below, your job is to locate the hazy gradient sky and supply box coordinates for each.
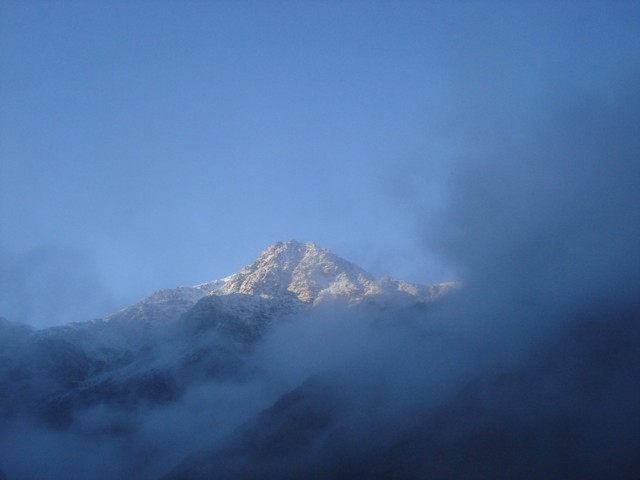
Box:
[1,1,639,324]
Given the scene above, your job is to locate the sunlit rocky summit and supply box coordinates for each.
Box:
[215,239,450,303]
[93,240,454,342]
[114,239,451,317]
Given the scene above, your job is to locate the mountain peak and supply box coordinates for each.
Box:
[219,240,375,303]
[263,239,321,257]
[104,240,455,326]
[210,240,455,305]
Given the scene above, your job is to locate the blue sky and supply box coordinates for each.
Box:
[1,1,639,324]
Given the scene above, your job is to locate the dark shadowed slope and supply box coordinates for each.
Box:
[165,307,640,480]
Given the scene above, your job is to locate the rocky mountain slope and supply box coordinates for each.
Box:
[0,240,453,429]
[1,241,638,480]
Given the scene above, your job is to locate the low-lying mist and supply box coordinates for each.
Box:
[0,246,117,329]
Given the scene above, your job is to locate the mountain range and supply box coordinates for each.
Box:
[0,240,457,477]
[2,240,637,480]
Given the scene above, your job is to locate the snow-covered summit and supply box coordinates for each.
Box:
[219,240,375,303]
[100,240,453,328]
[216,240,451,306]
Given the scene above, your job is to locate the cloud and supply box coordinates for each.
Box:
[0,246,117,328]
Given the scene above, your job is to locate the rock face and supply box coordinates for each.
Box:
[82,240,449,343]
[62,239,452,357]
[219,240,452,305]
[220,240,377,302]
[0,240,454,430]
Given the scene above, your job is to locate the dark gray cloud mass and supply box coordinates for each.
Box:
[423,67,640,343]
[440,69,640,302]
